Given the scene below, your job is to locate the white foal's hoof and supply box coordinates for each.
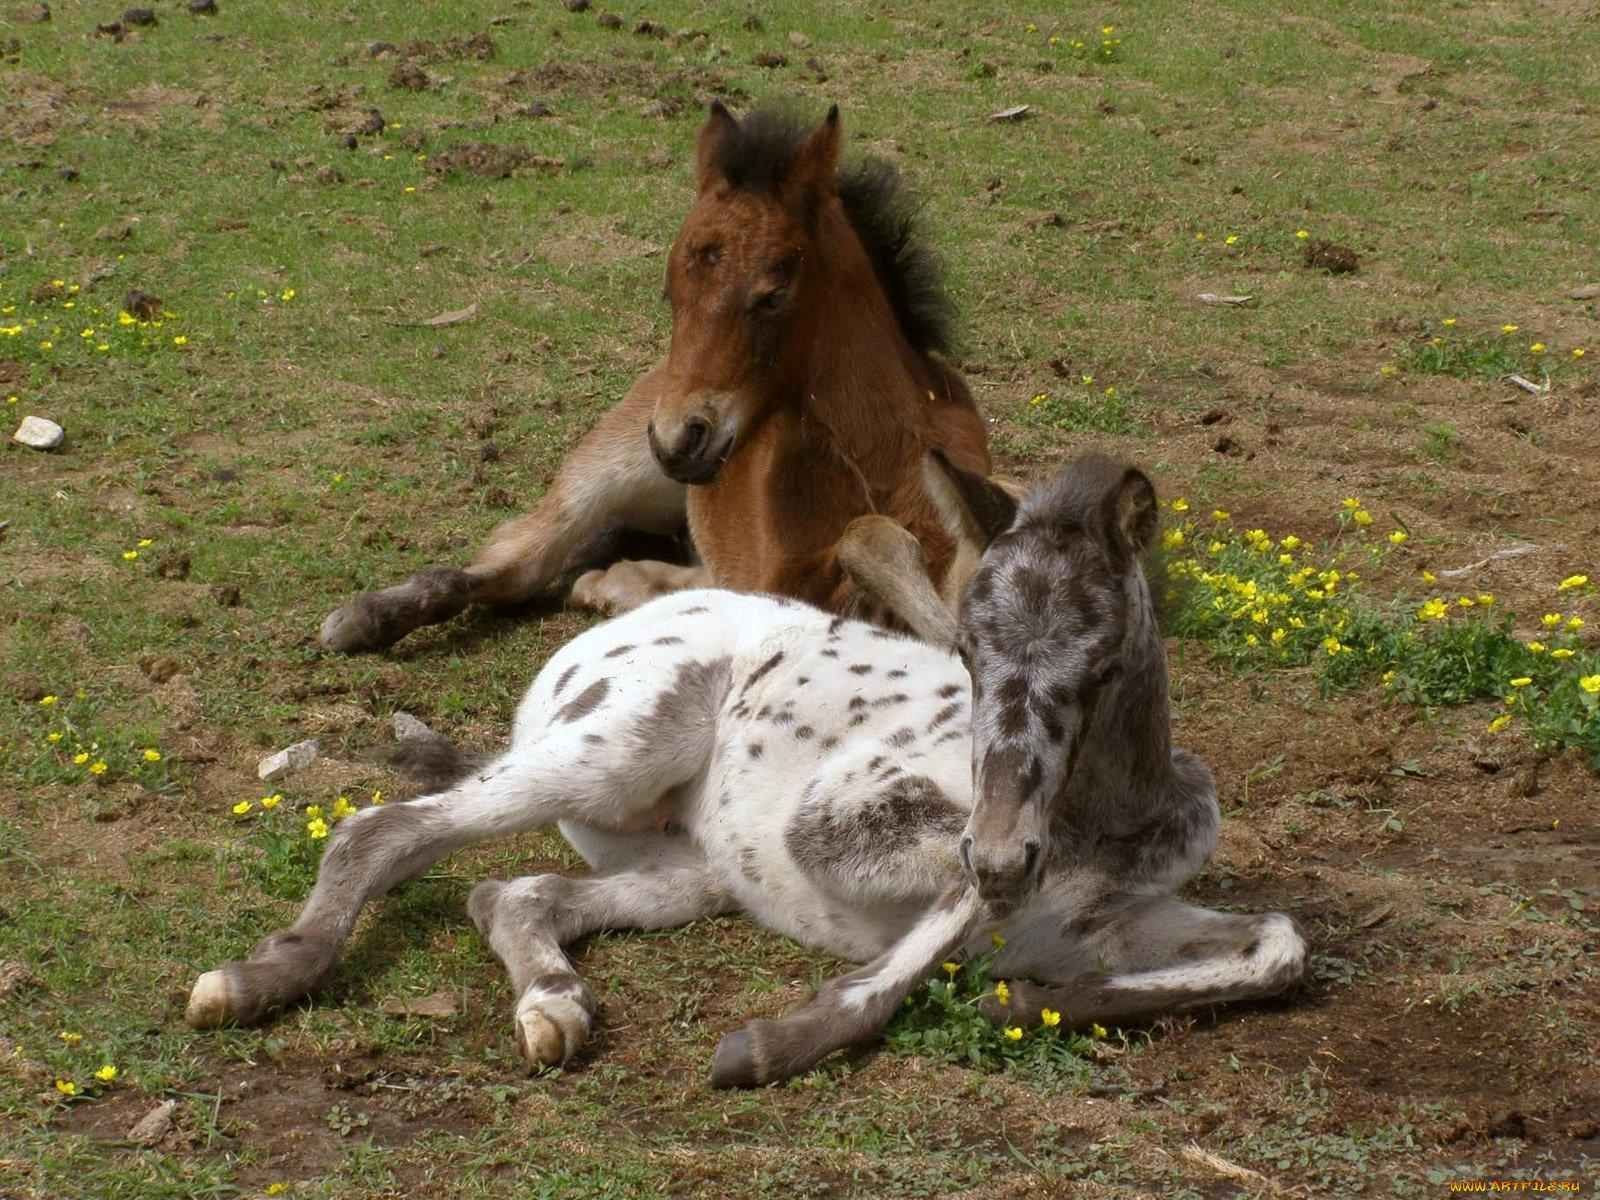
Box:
[513,992,590,1073]
[186,969,235,1029]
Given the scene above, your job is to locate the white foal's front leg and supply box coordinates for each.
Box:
[469,857,734,1071]
[711,884,988,1088]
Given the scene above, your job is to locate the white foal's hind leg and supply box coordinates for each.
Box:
[469,854,733,1071]
[1000,896,1306,1033]
[711,885,987,1088]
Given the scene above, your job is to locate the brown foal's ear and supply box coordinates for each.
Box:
[695,101,740,191]
[924,449,1020,552]
[1093,467,1159,568]
[783,105,841,215]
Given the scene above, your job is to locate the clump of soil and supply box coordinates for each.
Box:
[429,142,562,179]
[1303,238,1361,273]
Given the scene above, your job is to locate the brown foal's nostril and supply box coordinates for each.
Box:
[649,414,728,484]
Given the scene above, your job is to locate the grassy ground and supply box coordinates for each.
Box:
[3,1,1599,1195]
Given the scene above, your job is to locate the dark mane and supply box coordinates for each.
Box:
[705,106,956,357]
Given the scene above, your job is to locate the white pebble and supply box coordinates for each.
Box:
[12,415,64,450]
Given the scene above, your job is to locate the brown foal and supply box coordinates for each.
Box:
[320,103,990,653]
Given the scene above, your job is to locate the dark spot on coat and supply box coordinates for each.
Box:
[937,683,962,699]
[604,643,636,659]
[795,725,815,740]
[926,702,962,733]
[740,651,786,697]
[848,664,872,676]
[553,663,580,697]
[653,635,685,646]
[552,678,609,724]
[748,742,764,759]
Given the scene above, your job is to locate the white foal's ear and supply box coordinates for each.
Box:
[1094,467,1159,568]
[923,449,1020,552]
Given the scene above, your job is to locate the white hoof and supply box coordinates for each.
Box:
[186,969,234,1029]
[513,992,590,1072]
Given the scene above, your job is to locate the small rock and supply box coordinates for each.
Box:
[127,1099,177,1147]
[393,711,438,742]
[596,11,620,28]
[188,0,217,13]
[787,30,810,48]
[341,132,358,150]
[258,739,321,782]
[122,7,157,26]
[123,289,163,320]
[12,415,64,450]
[987,104,1031,122]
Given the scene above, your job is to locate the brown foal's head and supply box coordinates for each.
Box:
[926,452,1160,911]
[649,103,842,484]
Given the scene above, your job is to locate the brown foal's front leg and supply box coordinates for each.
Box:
[319,368,685,652]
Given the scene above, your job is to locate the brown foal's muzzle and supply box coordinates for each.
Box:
[648,393,739,485]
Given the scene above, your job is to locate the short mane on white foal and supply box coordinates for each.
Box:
[188,453,1306,1086]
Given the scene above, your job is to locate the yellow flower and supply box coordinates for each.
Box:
[143,748,161,762]
[941,961,959,976]
[1280,535,1301,550]
[989,930,1007,949]
[331,795,357,820]
[1551,649,1575,659]
[1004,1026,1024,1041]
[40,694,58,706]
[1040,1008,1061,1027]
[1381,669,1396,686]
[1212,510,1230,521]
[1487,714,1511,734]
[1388,530,1407,545]
[1194,232,1206,242]
[1501,324,1518,333]
[1457,596,1476,608]
[1530,342,1545,353]
[1526,642,1546,653]
[74,752,90,765]
[95,1065,117,1083]
[266,1187,290,1197]
[1029,392,1045,407]
[1570,617,1586,630]
[1378,365,1398,377]
[261,793,282,809]
[1442,318,1457,327]
[305,805,323,818]
[1353,510,1372,526]
[1477,593,1494,606]
[122,550,139,561]
[1089,1022,1108,1039]
[1162,529,1185,550]
[1421,570,1437,584]
[1542,613,1563,627]
[1580,675,1600,695]
[1574,348,1586,358]
[1417,599,1448,621]
[1171,497,1189,513]
[1100,24,1115,35]
[138,538,152,548]
[1104,386,1115,397]
[173,335,188,346]
[1271,628,1286,644]
[1509,677,1532,688]
[1557,574,1588,591]
[1244,633,1258,647]
[1224,235,1238,246]
[995,981,1010,1005]
[55,1079,78,1097]
[1080,374,1093,385]
[281,288,296,301]
[1341,497,1360,510]
[371,789,384,805]
[89,761,107,775]
[60,1031,82,1043]
[47,732,63,743]
[1278,553,1293,566]
[307,816,330,840]
[1025,20,1036,31]
[232,800,252,815]
[1295,229,1309,240]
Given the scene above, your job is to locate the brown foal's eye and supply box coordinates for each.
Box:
[695,243,722,268]
[751,285,787,314]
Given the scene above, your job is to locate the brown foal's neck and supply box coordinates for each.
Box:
[791,202,937,480]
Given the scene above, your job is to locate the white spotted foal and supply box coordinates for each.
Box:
[188,454,1306,1086]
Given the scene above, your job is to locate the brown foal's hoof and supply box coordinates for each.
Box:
[320,591,408,653]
